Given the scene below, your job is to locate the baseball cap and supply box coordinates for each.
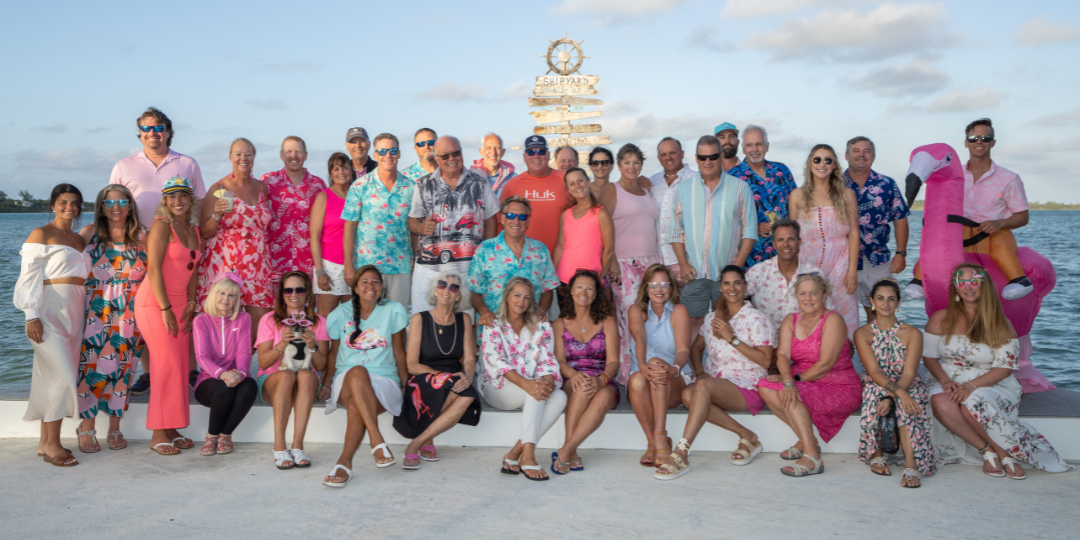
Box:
[524,135,548,150]
[714,122,738,136]
[346,127,369,143]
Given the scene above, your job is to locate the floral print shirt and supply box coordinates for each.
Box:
[745,257,831,342]
[700,306,773,389]
[466,232,560,315]
[401,162,433,183]
[727,159,797,268]
[341,169,416,274]
[480,321,562,392]
[843,169,910,269]
[260,168,326,276]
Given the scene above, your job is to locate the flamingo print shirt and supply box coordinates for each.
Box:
[466,231,560,314]
[408,168,500,272]
[341,169,416,274]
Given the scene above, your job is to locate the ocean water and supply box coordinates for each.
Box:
[1,211,1078,391]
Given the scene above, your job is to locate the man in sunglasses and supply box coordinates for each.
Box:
[649,137,697,281]
[498,135,572,257]
[726,124,796,269]
[745,219,830,342]
[842,136,910,324]
[408,136,500,314]
[402,127,438,182]
[469,132,516,197]
[345,127,377,176]
[343,133,416,307]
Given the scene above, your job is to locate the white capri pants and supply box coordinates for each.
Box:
[483,382,567,446]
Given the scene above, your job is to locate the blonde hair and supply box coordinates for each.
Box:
[634,264,680,316]
[942,263,1012,349]
[793,272,831,300]
[281,135,306,152]
[798,144,850,225]
[230,137,256,156]
[153,191,200,224]
[202,277,243,319]
[495,277,542,331]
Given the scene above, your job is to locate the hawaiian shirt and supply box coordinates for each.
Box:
[649,165,697,266]
[401,161,434,182]
[466,231,560,314]
[480,321,562,392]
[727,160,797,268]
[341,169,415,274]
[260,168,326,276]
[745,257,832,342]
[408,168,500,273]
[700,307,773,390]
[963,161,1028,223]
[843,169,910,269]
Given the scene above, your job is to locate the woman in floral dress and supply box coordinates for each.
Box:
[924,263,1073,478]
[74,185,147,452]
[200,138,277,342]
[853,279,935,488]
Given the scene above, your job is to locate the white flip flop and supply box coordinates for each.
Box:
[372,442,395,468]
[983,449,1005,478]
[322,464,352,488]
[1001,457,1027,480]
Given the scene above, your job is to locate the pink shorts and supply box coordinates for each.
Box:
[737,385,766,415]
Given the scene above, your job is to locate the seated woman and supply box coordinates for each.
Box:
[757,273,861,477]
[322,265,409,487]
[254,271,329,470]
[854,279,935,487]
[658,265,774,480]
[481,277,568,481]
[393,271,481,470]
[925,263,1073,478]
[192,273,257,456]
[626,264,691,467]
[551,269,620,475]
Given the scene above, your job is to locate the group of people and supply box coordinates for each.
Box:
[16,108,1073,487]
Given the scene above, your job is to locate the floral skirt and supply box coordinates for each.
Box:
[612,255,661,384]
[857,373,937,476]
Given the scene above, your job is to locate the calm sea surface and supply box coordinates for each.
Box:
[1,211,1078,391]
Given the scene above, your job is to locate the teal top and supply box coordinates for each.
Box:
[326,300,408,382]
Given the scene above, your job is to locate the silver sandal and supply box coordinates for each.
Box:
[781,454,825,477]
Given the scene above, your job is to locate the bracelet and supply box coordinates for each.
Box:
[160,305,172,311]
[306,346,317,353]
[597,373,610,386]
[966,381,977,390]
[210,212,221,222]
[315,269,327,277]
[188,299,197,305]
[26,318,39,324]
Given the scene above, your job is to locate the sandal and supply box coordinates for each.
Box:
[781,454,825,477]
[275,450,295,469]
[402,454,421,470]
[172,436,195,450]
[1001,457,1027,480]
[640,438,655,467]
[43,452,78,467]
[569,456,584,472]
[372,443,396,468]
[217,435,234,455]
[200,435,219,456]
[781,445,803,460]
[521,465,549,481]
[150,442,180,455]
[501,458,521,475]
[419,444,440,462]
[981,445,1005,478]
[901,468,921,488]
[323,464,352,488]
[76,427,101,453]
[869,456,891,476]
[291,448,310,467]
[654,448,691,481]
[550,451,569,475]
[107,430,127,451]
[731,438,763,466]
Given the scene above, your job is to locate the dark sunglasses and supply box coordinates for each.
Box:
[589,159,612,166]
[102,199,130,208]
[526,148,548,157]
[415,140,436,148]
[812,157,835,165]
[187,250,196,271]
[436,150,462,160]
[139,125,166,133]
[436,280,461,293]
[283,287,308,296]
[966,135,994,143]
[696,153,721,162]
[504,212,530,221]
[374,147,400,156]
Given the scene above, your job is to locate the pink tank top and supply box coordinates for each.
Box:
[320,188,346,265]
[557,207,603,283]
[612,182,659,259]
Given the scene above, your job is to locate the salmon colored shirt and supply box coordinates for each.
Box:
[499,168,571,255]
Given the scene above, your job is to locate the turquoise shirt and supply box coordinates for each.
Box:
[341,170,416,274]
[466,232,560,314]
[327,300,408,382]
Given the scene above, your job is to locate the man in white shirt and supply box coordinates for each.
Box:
[648,136,696,281]
[745,218,828,342]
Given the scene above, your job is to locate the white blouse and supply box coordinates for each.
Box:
[14,243,90,320]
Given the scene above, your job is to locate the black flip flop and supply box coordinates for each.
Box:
[501,458,520,475]
[521,465,549,481]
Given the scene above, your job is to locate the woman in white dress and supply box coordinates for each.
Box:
[924,263,1073,478]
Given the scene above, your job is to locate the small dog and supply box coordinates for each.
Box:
[279,311,314,372]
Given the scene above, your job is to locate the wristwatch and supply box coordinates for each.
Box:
[895,251,907,256]
[794,374,802,382]
[731,338,742,347]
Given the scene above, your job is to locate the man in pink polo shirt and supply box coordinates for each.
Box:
[962,117,1032,300]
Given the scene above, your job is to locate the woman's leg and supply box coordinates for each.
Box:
[262,370,297,466]
[326,398,364,485]
[958,397,1023,477]
[676,378,755,463]
[485,383,530,472]
[290,370,319,456]
[929,394,1000,474]
[627,372,657,464]
[557,385,617,472]
[221,378,258,435]
[652,372,687,460]
[404,392,474,466]
[42,420,71,461]
[77,415,100,453]
[898,426,920,487]
[342,367,392,464]
[759,387,818,468]
[194,379,233,436]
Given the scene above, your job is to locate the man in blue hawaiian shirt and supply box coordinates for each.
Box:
[726,125,797,269]
[843,135,910,323]
[401,127,438,182]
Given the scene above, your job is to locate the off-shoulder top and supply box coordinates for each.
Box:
[14,243,91,321]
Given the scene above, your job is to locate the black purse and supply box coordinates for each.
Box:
[878,397,900,454]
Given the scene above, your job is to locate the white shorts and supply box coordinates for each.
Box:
[856,258,893,307]
[315,259,351,296]
[324,366,402,417]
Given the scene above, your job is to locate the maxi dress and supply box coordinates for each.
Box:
[797,206,858,339]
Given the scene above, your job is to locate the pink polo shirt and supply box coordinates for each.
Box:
[963,161,1028,223]
[109,149,207,227]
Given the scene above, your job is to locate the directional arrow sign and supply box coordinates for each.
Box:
[534,124,603,135]
[530,110,602,125]
[528,96,604,107]
[548,135,612,148]
[535,75,600,87]
[533,85,596,97]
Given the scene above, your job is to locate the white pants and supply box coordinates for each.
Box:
[483,382,567,446]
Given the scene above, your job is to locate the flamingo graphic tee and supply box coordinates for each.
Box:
[408,168,500,272]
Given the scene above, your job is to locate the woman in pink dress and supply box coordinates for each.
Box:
[261,136,326,277]
[757,273,861,477]
[788,144,859,339]
[199,138,277,343]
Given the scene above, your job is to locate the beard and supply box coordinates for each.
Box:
[722,146,737,159]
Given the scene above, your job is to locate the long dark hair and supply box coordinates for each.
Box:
[274,271,317,327]
[559,269,614,325]
[49,183,84,225]
[350,264,388,343]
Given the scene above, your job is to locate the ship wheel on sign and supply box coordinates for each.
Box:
[542,34,588,76]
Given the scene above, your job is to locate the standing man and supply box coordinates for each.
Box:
[402,127,438,182]
[109,107,207,396]
[498,136,571,257]
[669,135,757,331]
[726,124,797,269]
[345,127,377,176]
[470,132,516,197]
[408,136,500,314]
[745,219,828,342]
[554,146,579,171]
[714,122,741,172]
[342,133,416,307]
[843,136,910,323]
[260,136,326,277]
[648,137,696,281]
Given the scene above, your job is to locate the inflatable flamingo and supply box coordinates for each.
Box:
[903,143,1056,392]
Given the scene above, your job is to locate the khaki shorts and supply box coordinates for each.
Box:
[856,258,893,307]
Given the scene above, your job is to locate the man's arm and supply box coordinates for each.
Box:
[732,238,755,269]
[891,217,909,274]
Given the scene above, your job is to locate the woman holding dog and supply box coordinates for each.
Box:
[254,271,329,469]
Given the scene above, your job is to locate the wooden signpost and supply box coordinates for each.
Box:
[548,135,612,148]
[533,124,602,135]
[528,96,604,107]
[529,110,602,124]
[530,33,610,167]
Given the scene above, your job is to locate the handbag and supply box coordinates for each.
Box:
[877,397,900,454]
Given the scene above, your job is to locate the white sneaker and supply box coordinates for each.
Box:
[1002,282,1033,300]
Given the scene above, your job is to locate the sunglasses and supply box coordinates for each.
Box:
[812,157,835,165]
[504,212,530,221]
[139,125,166,133]
[436,280,461,293]
[187,250,196,271]
[415,140,436,148]
[954,277,983,289]
[589,159,612,166]
[966,135,994,143]
[374,147,400,156]
[102,199,130,208]
[697,153,721,162]
[647,282,672,290]
[283,287,308,295]
[797,271,821,277]
[436,150,462,160]
[526,148,548,157]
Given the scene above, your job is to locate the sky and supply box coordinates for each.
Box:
[2,0,1079,202]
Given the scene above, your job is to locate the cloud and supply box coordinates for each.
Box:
[416,82,528,103]
[844,59,950,97]
[685,26,734,52]
[552,0,687,25]
[257,60,324,72]
[602,112,713,141]
[927,86,1002,113]
[1026,106,1080,128]
[33,124,66,133]
[246,98,287,111]
[743,2,959,62]
[1015,15,1080,46]
[498,81,532,102]
[770,135,817,152]
[722,0,871,19]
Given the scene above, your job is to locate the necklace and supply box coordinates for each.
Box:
[431,312,457,355]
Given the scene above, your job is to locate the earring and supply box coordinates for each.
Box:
[955,295,960,302]
[871,305,876,311]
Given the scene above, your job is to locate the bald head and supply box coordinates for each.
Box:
[434,135,464,178]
